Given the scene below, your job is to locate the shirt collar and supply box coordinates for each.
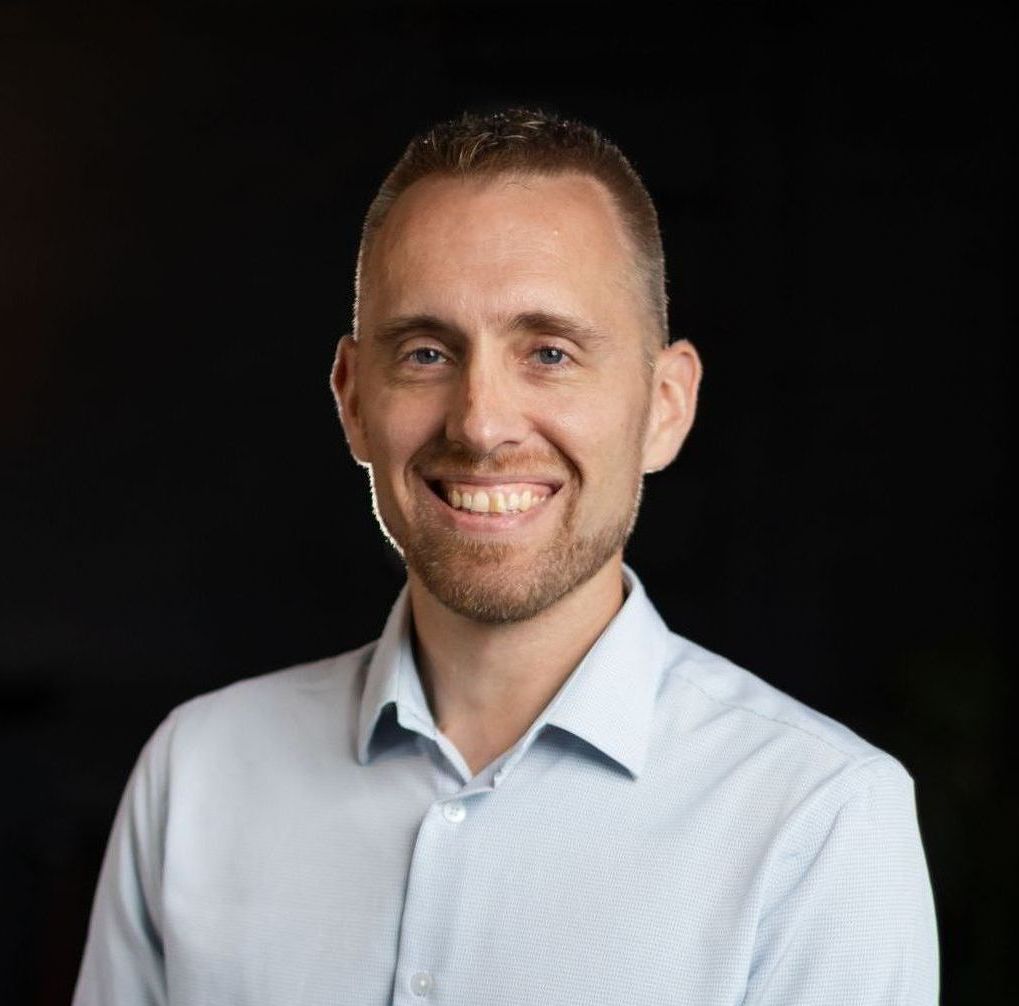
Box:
[356,586,434,765]
[539,565,672,778]
[356,564,673,779]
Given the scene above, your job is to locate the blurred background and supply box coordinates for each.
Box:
[1,1,1012,1001]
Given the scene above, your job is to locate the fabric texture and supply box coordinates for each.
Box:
[73,566,939,1005]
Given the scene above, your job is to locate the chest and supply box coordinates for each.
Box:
[160,741,765,1006]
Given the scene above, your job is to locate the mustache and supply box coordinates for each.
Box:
[412,439,571,480]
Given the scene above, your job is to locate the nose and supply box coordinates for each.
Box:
[444,348,530,456]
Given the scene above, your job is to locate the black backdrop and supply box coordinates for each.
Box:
[1,2,1012,1002]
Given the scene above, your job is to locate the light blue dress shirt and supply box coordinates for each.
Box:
[73,566,939,1005]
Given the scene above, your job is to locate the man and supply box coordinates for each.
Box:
[74,109,938,1004]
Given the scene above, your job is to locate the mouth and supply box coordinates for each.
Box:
[422,476,562,516]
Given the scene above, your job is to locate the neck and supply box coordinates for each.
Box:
[408,556,627,777]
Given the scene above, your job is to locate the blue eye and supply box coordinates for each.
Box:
[535,346,567,365]
[409,347,444,365]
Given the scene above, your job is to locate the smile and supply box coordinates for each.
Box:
[423,477,560,517]
[445,482,552,514]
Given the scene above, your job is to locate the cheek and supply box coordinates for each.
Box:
[364,391,444,468]
[549,385,647,471]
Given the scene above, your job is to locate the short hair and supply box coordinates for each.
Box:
[354,108,669,345]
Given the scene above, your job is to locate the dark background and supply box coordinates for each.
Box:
[1,1,1012,1001]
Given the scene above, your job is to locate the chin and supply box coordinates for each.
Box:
[405,521,631,625]
[416,560,566,624]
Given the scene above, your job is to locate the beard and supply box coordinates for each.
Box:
[375,440,645,624]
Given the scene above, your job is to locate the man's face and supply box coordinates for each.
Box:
[336,171,682,623]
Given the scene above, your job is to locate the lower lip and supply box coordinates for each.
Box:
[419,477,559,534]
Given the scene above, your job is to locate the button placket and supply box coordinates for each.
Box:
[392,791,483,1002]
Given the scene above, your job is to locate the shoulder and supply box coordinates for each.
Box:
[654,630,914,813]
[179,641,373,717]
[669,633,883,757]
[145,641,376,769]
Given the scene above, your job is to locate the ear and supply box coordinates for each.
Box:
[641,338,702,473]
[330,334,371,465]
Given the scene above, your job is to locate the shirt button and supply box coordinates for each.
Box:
[410,971,433,996]
[442,800,466,823]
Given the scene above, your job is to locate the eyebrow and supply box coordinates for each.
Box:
[371,311,607,349]
[372,314,464,347]
[508,311,607,347]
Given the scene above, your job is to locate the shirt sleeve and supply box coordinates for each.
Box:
[742,756,939,1005]
[72,713,176,1006]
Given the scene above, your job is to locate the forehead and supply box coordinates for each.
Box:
[361,171,642,321]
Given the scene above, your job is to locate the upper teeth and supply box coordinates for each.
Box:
[446,485,549,514]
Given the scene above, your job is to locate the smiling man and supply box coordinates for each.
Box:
[74,110,938,1005]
